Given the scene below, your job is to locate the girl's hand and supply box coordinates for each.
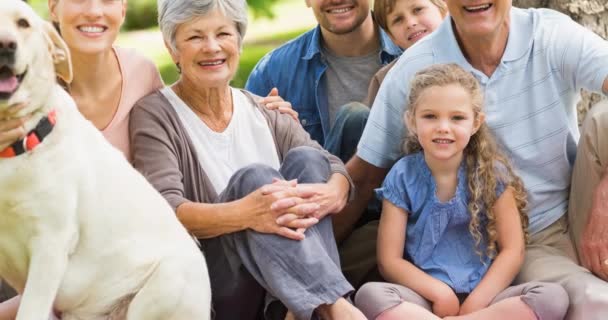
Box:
[430,283,460,317]
[260,88,299,121]
[459,293,491,315]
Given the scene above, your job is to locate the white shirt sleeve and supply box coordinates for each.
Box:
[357,52,435,168]
[543,9,608,95]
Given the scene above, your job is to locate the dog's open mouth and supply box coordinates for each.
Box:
[0,66,27,101]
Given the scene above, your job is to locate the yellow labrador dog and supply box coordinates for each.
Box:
[0,1,211,319]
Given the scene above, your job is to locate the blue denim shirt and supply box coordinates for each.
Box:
[376,153,506,293]
[245,25,402,145]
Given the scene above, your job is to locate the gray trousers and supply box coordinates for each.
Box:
[202,146,353,320]
[355,281,569,320]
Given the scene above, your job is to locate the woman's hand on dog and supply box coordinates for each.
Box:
[241,179,320,240]
[0,104,30,147]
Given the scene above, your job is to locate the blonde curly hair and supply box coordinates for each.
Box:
[403,63,529,259]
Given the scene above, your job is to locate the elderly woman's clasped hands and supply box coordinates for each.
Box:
[248,177,349,240]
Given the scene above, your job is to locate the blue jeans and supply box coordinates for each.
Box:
[202,146,353,320]
[324,102,370,163]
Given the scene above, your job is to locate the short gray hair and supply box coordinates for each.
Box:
[158,0,248,51]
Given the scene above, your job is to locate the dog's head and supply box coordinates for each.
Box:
[0,0,72,116]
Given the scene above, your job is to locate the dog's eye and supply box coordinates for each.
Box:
[17,18,30,29]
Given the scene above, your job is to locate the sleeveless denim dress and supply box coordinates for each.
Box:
[376,152,506,293]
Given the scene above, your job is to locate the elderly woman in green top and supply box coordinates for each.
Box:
[129,0,366,319]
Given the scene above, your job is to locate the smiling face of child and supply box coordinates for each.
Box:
[385,0,445,49]
[408,83,483,164]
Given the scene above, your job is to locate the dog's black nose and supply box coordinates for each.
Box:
[0,39,17,50]
[0,36,17,66]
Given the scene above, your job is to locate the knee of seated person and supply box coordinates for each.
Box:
[355,282,395,305]
[355,282,378,304]
[567,276,608,314]
[284,146,326,164]
[337,102,370,122]
[338,103,370,142]
[233,163,279,186]
[355,282,387,317]
[590,99,608,113]
[520,281,569,320]
[582,100,608,135]
[339,101,370,114]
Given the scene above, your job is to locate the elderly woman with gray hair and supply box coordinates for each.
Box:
[129,1,365,319]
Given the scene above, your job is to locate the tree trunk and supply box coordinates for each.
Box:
[513,0,608,123]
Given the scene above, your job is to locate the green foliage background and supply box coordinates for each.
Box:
[26,0,311,88]
[247,0,282,19]
[125,0,283,31]
[30,0,282,31]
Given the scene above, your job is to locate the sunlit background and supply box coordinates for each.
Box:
[28,0,316,87]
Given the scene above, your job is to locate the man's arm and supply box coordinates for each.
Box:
[332,155,388,243]
[552,16,608,95]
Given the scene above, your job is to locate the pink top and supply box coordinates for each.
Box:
[101,47,163,161]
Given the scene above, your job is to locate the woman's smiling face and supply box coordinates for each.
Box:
[169,8,241,89]
[49,0,126,55]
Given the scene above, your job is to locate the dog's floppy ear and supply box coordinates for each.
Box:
[43,21,72,84]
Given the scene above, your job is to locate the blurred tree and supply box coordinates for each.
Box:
[513,0,608,121]
[248,0,282,18]
[123,0,284,31]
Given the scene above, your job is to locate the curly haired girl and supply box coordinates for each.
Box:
[355,64,569,320]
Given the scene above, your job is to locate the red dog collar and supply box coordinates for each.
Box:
[0,110,57,158]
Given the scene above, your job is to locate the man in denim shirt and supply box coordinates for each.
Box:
[246,0,401,289]
[246,1,400,161]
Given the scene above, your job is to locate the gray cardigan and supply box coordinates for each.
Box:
[129,89,353,211]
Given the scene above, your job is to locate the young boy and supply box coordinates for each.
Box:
[364,0,447,105]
